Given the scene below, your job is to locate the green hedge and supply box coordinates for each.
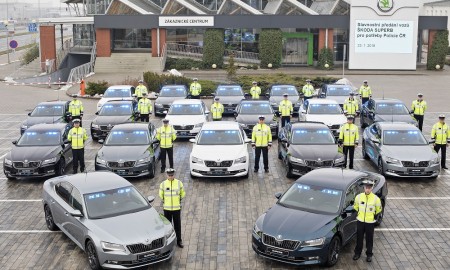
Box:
[143,72,218,96]
[86,80,109,96]
[317,47,334,70]
[259,29,282,68]
[165,57,203,70]
[20,43,39,65]
[427,30,449,70]
[202,29,225,69]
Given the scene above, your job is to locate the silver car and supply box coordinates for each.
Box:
[362,122,440,178]
[42,172,176,269]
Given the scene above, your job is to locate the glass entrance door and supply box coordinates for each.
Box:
[282,38,308,65]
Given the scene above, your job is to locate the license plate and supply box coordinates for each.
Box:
[267,248,289,257]
[115,169,128,175]
[178,132,189,135]
[211,169,226,172]
[138,252,156,260]
[408,168,424,173]
[18,169,32,174]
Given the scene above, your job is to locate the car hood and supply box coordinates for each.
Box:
[98,97,133,107]
[305,114,346,126]
[155,97,185,105]
[325,96,347,105]
[98,145,151,161]
[164,115,206,125]
[375,114,417,125]
[216,96,245,105]
[236,114,277,125]
[288,145,341,160]
[262,204,336,241]
[191,145,247,160]
[92,115,133,125]
[9,145,61,161]
[269,96,300,105]
[23,116,64,127]
[381,145,437,161]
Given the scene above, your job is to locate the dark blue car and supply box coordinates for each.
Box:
[252,168,387,266]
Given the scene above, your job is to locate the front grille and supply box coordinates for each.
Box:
[401,161,429,167]
[13,161,41,168]
[163,105,171,109]
[107,161,136,168]
[262,234,299,250]
[173,125,194,131]
[204,160,233,167]
[127,237,165,254]
[305,160,333,167]
[100,125,114,131]
[328,124,341,130]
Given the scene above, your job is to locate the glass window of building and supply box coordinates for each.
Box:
[112,29,151,50]
[73,24,94,47]
[224,28,259,53]
[333,29,348,61]
[86,0,112,15]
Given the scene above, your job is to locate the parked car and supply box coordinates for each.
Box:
[4,123,72,180]
[96,85,135,111]
[278,122,345,177]
[154,85,188,116]
[213,84,246,114]
[234,100,279,138]
[252,168,387,266]
[164,99,209,138]
[20,101,70,134]
[299,99,346,137]
[266,84,301,116]
[360,98,417,128]
[42,172,176,270]
[318,84,356,107]
[362,122,440,178]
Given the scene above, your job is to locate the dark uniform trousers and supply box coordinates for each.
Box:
[434,144,447,168]
[72,148,85,173]
[164,210,182,242]
[190,95,200,99]
[140,114,149,122]
[361,98,369,105]
[254,147,269,170]
[281,116,290,128]
[414,114,424,131]
[355,221,375,257]
[72,115,82,127]
[160,147,174,170]
[212,118,222,121]
[343,146,355,169]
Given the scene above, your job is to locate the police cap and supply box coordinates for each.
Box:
[258,115,265,120]
[362,179,375,186]
[163,119,169,123]
[72,119,81,123]
[439,114,445,119]
[166,168,175,175]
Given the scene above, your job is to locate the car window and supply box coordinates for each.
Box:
[375,103,409,115]
[216,86,243,96]
[308,104,342,114]
[104,88,131,98]
[197,130,243,145]
[99,103,132,116]
[31,104,65,116]
[159,87,187,97]
[344,183,357,207]
[70,187,84,213]
[270,86,298,96]
[105,130,150,145]
[291,128,335,145]
[239,103,272,114]
[55,182,73,203]
[383,130,427,145]
[18,130,62,146]
[326,86,352,96]
[168,104,203,115]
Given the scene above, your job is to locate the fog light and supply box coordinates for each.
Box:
[308,256,319,260]
[106,260,119,264]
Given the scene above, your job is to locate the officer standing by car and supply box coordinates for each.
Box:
[279,93,293,127]
[211,97,224,121]
[353,179,382,262]
[67,119,88,173]
[344,93,359,121]
[135,80,148,100]
[359,80,372,105]
[159,168,186,248]
[338,115,359,169]
[431,114,450,169]
[138,93,152,122]
[252,115,272,173]
[302,79,314,103]
[189,78,202,99]
[411,93,427,131]
[250,81,261,99]
[69,94,84,126]
[156,119,177,173]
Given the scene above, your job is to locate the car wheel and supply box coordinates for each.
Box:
[362,141,370,160]
[360,115,367,128]
[55,158,65,176]
[325,236,341,266]
[378,158,385,176]
[44,205,58,231]
[86,240,102,270]
[285,160,294,178]
[375,200,385,226]
[277,143,282,160]
[148,159,155,179]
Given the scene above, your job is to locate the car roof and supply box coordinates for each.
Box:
[161,85,187,88]
[377,122,420,130]
[325,84,352,88]
[172,99,203,105]
[103,100,133,105]
[106,85,133,89]
[25,123,68,132]
[270,84,296,87]
[307,99,339,104]
[216,84,241,87]
[201,121,240,130]
[372,98,404,104]
[290,122,330,129]
[37,100,68,106]
[57,172,132,194]
[110,123,150,131]
[240,100,270,104]
[297,168,367,190]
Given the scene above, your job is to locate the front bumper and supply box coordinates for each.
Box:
[91,128,111,139]
[190,162,248,177]
[95,163,153,177]
[383,163,440,177]
[154,106,170,115]
[3,163,57,178]
[223,105,238,114]
[174,128,200,138]
[289,160,345,176]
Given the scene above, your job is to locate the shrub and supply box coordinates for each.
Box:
[86,80,109,96]
[226,53,237,81]
[259,29,283,68]
[20,43,39,65]
[202,29,225,69]
[427,30,449,70]
[197,79,218,96]
[317,47,334,70]
[165,57,203,70]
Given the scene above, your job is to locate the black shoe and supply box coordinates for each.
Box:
[353,254,360,260]
[177,241,184,248]
[161,168,165,173]
[254,169,258,172]
[264,169,269,173]
[366,256,372,262]
[443,166,448,170]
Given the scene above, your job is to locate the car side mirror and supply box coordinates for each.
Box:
[233,112,238,118]
[189,138,196,143]
[95,112,99,115]
[265,93,270,97]
[27,112,31,116]
[98,139,104,144]
[147,195,155,203]
[205,111,210,115]
[344,205,355,214]
[281,138,288,143]
[275,192,282,199]
[12,140,17,145]
[69,209,83,218]
[320,93,326,98]
[244,138,251,143]
[163,110,168,114]
[371,138,380,144]
[244,93,250,98]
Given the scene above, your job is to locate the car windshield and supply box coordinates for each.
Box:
[105,130,149,145]
[291,128,335,145]
[17,130,61,146]
[197,130,242,145]
[168,104,203,115]
[216,86,243,96]
[326,86,352,96]
[104,88,131,98]
[239,103,272,114]
[383,130,427,145]
[99,103,132,116]
[279,183,343,214]
[270,86,299,96]
[308,104,342,114]
[159,87,186,97]
[84,186,150,219]
[31,105,64,116]
[375,103,409,115]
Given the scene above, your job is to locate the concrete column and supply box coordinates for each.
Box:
[39,25,56,71]
[96,28,111,57]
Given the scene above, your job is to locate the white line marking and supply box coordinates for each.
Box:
[0,121,23,123]
[389,197,450,200]
[0,230,60,233]
[0,200,41,202]
[376,228,450,231]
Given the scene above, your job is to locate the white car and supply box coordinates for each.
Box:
[300,99,347,137]
[189,121,251,178]
[164,99,209,138]
[97,85,135,111]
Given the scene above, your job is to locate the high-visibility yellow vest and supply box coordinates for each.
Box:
[431,122,450,145]
[67,127,88,149]
[211,102,224,120]
[339,123,359,146]
[69,100,84,116]
[279,99,293,116]
[159,179,185,211]
[252,123,272,147]
[156,125,177,148]
[354,192,382,223]
[411,100,427,115]
[302,84,314,97]
[344,98,359,115]
[138,98,152,114]
[190,82,202,96]
[359,86,372,98]
[250,86,261,99]
[135,85,148,98]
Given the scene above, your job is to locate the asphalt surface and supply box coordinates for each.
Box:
[1,70,450,270]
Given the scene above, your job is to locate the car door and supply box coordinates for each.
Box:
[51,182,73,229]
[341,182,358,243]
[367,100,376,125]
[365,124,379,162]
[61,129,73,164]
[280,125,292,161]
[64,187,86,248]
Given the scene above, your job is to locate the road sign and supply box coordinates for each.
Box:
[28,23,38,33]
[9,40,18,49]
[0,22,7,31]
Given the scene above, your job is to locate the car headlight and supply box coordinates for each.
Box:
[289,156,304,164]
[155,103,163,107]
[101,241,126,252]
[137,156,151,165]
[91,124,99,129]
[234,156,246,164]
[21,124,28,129]
[239,123,248,128]
[42,157,57,165]
[334,156,345,163]
[165,227,175,239]
[385,156,401,165]
[191,156,203,163]
[300,237,325,247]
[253,223,262,238]
[271,102,277,106]
[4,158,12,165]
[431,157,440,165]
[96,157,107,165]
[194,123,203,128]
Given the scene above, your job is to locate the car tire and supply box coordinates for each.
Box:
[148,159,155,179]
[378,158,385,176]
[361,115,367,128]
[362,141,370,160]
[285,161,294,178]
[375,200,385,226]
[86,240,102,270]
[277,143,282,160]
[44,205,58,231]
[325,236,341,267]
[55,158,65,176]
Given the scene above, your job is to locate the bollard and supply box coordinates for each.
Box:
[80,78,85,96]
[48,76,51,88]
[58,77,61,89]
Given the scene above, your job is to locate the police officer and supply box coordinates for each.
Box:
[211,97,224,121]
[67,119,88,173]
[69,94,84,127]
[302,79,314,103]
[411,93,427,131]
[250,81,261,99]
[359,80,372,105]
[159,168,186,248]
[138,93,152,122]
[338,115,359,169]
[189,78,202,99]
[156,119,177,173]
[252,115,272,173]
[353,179,382,262]
[135,80,148,100]
[431,115,450,169]
[279,93,293,127]
[344,93,359,121]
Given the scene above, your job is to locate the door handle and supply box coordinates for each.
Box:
[51,199,55,204]
[64,212,69,216]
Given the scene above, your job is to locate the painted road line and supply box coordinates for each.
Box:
[389,197,450,200]
[0,230,60,233]
[376,228,450,232]
[0,200,41,202]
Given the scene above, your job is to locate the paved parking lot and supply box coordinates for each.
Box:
[1,72,450,270]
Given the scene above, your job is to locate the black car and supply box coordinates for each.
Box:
[21,101,71,134]
[278,122,345,177]
[360,98,418,128]
[95,123,160,178]
[252,168,388,266]
[266,84,301,116]
[90,100,139,141]
[234,100,279,138]
[4,123,72,180]
[154,85,188,116]
[318,84,355,108]
[213,84,246,114]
